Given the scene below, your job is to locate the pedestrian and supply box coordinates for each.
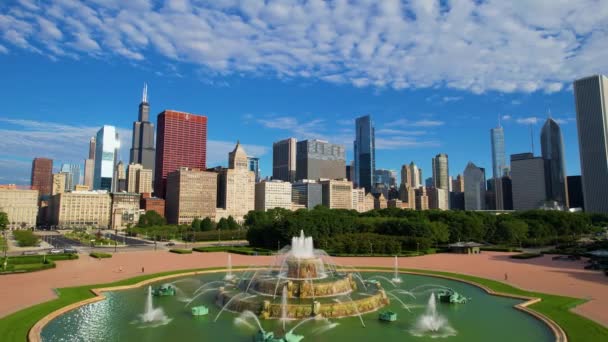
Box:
[142,266,145,273]
[119,266,123,273]
[504,272,508,281]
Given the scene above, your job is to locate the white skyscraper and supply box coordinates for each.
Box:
[93,125,120,191]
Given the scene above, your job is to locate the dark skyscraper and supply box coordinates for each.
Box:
[31,157,53,197]
[354,115,375,192]
[567,175,584,209]
[154,110,207,198]
[296,139,345,181]
[541,118,568,208]
[130,83,156,178]
[272,138,296,182]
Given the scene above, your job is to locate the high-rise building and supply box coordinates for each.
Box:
[83,137,96,190]
[127,163,143,193]
[567,175,584,210]
[292,180,322,209]
[31,157,53,198]
[428,187,449,210]
[574,75,608,214]
[511,153,546,210]
[452,174,465,193]
[272,138,297,182]
[374,169,395,190]
[52,173,66,196]
[127,163,153,194]
[415,187,429,210]
[490,126,507,178]
[255,180,292,211]
[541,118,569,208]
[432,153,449,190]
[154,110,207,198]
[400,162,421,188]
[93,125,120,191]
[48,190,112,228]
[166,167,217,225]
[217,142,256,221]
[352,188,366,212]
[114,161,127,192]
[354,115,375,192]
[60,164,80,191]
[130,84,156,178]
[296,140,346,181]
[247,156,261,183]
[464,162,486,210]
[320,179,353,209]
[0,188,38,229]
[500,176,514,210]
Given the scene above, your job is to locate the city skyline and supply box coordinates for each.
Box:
[0,1,602,186]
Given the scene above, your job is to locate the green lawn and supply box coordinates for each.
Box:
[0,266,605,341]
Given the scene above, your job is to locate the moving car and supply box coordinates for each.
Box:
[63,247,78,254]
[50,249,63,255]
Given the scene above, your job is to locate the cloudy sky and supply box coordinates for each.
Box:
[0,0,606,184]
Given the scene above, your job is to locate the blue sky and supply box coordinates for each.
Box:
[1,0,605,185]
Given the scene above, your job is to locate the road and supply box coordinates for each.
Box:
[103,233,151,246]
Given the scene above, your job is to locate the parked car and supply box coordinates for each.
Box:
[22,251,38,255]
[165,242,175,247]
[50,249,63,255]
[63,247,78,254]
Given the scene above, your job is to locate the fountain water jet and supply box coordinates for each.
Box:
[139,286,171,326]
[391,256,402,284]
[410,293,456,338]
[225,254,235,281]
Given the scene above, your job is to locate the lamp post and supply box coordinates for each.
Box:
[114,228,118,253]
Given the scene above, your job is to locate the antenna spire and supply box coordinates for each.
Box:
[548,107,552,119]
[530,124,535,154]
[498,113,501,128]
[142,82,148,103]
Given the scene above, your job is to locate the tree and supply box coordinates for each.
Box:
[495,219,528,245]
[217,217,229,231]
[200,217,215,231]
[138,211,166,227]
[226,216,240,230]
[0,212,8,232]
[191,218,201,231]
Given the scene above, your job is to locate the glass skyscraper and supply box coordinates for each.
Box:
[490,126,506,179]
[93,125,120,191]
[354,115,375,192]
[60,163,81,191]
[541,118,568,208]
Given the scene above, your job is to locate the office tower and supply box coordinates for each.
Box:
[448,176,453,192]
[320,179,353,209]
[428,187,449,210]
[110,192,141,229]
[373,193,387,209]
[247,156,261,183]
[52,173,66,196]
[449,192,465,210]
[452,174,465,193]
[217,142,255,221]
[425,177,433,187]
[127,163,143,193]
[93,125,120,191]
[296,139,346,181]
[415,187,429,210]
[31,157,53,197]
[374,169,394,189]
[127,163,153,194]
[114,161,126,192]
[154,110,207,198]
[272,138,297,182]
[60,163,80,191]
[491,126,507,178]
[352,188,366,212]
[510,153,546,210]
[432,153,449,190]
[354,115,375,192]
[541,118,569,208]
[84,137,96,190]
[567,176,584,209]
[574,75,608,214]
[501,176,514,210]
[48,190,112,229]
[292,180,322,209]
[464,162,486,210]
[166,167,217,225]
[130,84,156,177]
[345,164,352,182]
[255,180,292,211]
[0,188,39,229]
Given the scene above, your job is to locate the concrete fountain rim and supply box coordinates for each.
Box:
[28,266,567,342]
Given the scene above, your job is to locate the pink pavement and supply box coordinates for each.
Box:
[0,251,606,327]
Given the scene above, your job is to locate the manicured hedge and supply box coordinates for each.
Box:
[510,253,543,259]
[0,260,56,274]
[192,246,272,255]
[169,248,192,254]
[13,230,40,247]
[89,252,112,259]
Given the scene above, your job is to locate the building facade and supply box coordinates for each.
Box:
[432,153,449,190]
[93,125,120,191]
[111,192,142,229]
[31,157,53,198]
[567,175,584,210]
[296,140,346,181]
[272,138,297,182]
[352,188,366,212]
[354,115,375,192]
[217,142,256,221]
[452,174,465,193]
[428,187,449,210]
[166,167,217,225]
[511,153,546,211]
[574,75,608,214]
[127,163,153,195]
[52,173,66,196]
[490,126,507,178]
[320,179,353,209]
[255,180,292,211]
[115,161,127,192]
[48,191,112,228]
[0,188,38,229]
[541,118,569,208]
[130,84,156,178]
[464,162,486,210]
[415,187,429,210]
[60,163,81,191]
[154,110,208,198]
[292,180,322,209]
[141,193,165,217]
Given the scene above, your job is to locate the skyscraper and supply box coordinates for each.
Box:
[432,153,449,190]
[154,110,207,198]
[272,138,296,182]
[60,163,81,191]
[247,156,261,183]
[354,115,375,192]
[217,142,256,220]
[400,162,421,188]
[574,75,608,214]
[31,157,53,197]
[490,126,506,178]
[115,161,126,192]
[130,84,156,177]
[464,162,486,210]
[296,139,345,181]
[93,125,120,191]
[510,153,546,210]
[541,118,568,208]
[83,137,95,190]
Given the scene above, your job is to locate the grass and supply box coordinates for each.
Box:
[0,254,78,274]
[192,246,272,255]
[0,266,606,341]
[89,252,112,259]
[169,248,192,254]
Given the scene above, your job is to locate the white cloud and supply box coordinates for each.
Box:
[502,115,512,121]
[0,44,7,54]
[516,117,539,125]
[2,0,608,93]
[388,119,445,127]
[257,116,326,140]
[375,137,440,150]
[375,128,427,136]
[206,140,268,166]
[441,96,463,103]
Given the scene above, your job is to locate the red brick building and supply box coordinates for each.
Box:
[31,157,53,197]
[141,193,166,218]
[154,110,207,198]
